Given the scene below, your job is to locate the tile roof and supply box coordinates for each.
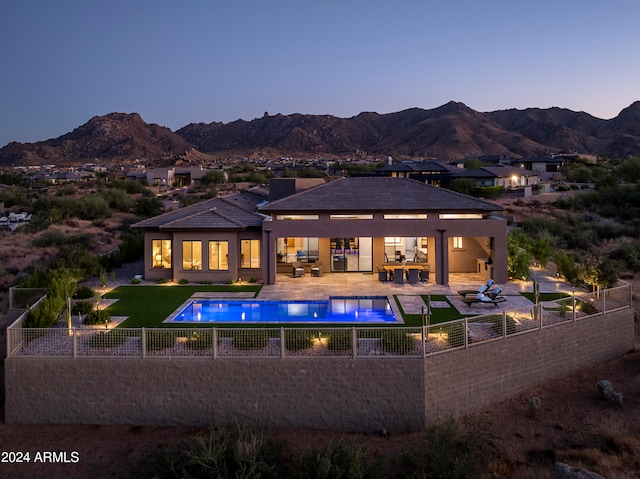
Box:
[259,176,503,213]
[132,190,266,231]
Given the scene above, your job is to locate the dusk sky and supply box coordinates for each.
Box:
[1,0,639,148]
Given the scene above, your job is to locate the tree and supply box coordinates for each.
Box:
[530,237,552,268]
[200,170,226,185]
[507,232,531,280]
[447,178,476,196]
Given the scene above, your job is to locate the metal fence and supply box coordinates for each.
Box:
[7,283,632,360]
[9,287,46,310]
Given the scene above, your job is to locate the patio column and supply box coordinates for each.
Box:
[436,228,449,286]
[491,229,508,284]
[262,227,276,285]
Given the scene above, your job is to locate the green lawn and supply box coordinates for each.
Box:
[395,295,468,327]
[104,285,261,328]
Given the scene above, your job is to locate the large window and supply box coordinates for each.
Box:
[277,237,319,263]
[182,240,202,270]
[208,240,229,270]
[241,239,261,269]
[152,239,172,269]
[452,237,463,249]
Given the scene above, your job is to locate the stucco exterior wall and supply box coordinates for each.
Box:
[5,308,633,431]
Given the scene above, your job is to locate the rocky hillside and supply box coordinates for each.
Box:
[0,113,193,166]
[1,102,639,166]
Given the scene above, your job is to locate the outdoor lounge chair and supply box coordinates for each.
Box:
[311,261,323,277]
[292,261,305,277]
[462,290,506,308]
[457,280,496,298]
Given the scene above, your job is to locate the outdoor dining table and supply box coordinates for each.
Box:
[381,264,430,283]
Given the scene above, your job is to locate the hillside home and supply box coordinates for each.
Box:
[451,165,539,189]
[133,177,508,285]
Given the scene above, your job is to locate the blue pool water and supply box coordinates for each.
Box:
[170,296,396,324]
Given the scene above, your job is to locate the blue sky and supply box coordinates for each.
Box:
[1,0,639,147]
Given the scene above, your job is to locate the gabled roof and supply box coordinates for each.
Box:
[259,177,502,213]
[132,190,267,231]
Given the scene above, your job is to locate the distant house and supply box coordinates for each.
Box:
[451,165,540,188]
[133,177,508,286]
[372,160,462,185]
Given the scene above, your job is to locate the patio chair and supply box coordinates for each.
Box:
[407,268,420,284]
[292,261,305,277]
[419,269,430,283]
[393,268,404,285]
[311,261,323,277]
[377,266,388,283]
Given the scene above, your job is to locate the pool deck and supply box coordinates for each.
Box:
[254,269,575,316]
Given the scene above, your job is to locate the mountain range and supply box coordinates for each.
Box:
[1,101,639,167]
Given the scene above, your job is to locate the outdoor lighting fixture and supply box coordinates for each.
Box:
[241,312,246,321]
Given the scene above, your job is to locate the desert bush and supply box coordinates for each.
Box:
[73,286,95,299]
[84,309,110,326]
[24,296,64,328]
[380,329,415,354]
[100,188,135,212]
[399,419,488,479]
[185,330,213,350]
[298,439,369,479]
[71,301,94,316]
[146,424,281,479]
[284,332,313,352]
[327,329,352,352]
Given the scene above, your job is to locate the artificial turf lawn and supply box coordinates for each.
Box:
[104,285,261,328]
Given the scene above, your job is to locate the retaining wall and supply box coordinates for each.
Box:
[4,308,634,431]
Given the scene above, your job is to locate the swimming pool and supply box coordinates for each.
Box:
[168,296,398,324]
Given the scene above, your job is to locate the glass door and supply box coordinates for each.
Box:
[330,237,372,272]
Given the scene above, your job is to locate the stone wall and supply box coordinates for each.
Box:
[5,308,634,431]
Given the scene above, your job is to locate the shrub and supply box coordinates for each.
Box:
[327,329,352,352]
[73,286,95,299]
[178,278,189,284]
[380,329,415,354]
[130,277,141,284]
[399,419,487,479]
[146,424,281,479]
[71,301,94,316]
[156,277,170,284]
[185,330,213,350]
[84,309,110,326]
[298,439,369,479]
[284,332,313,352]
[24,296,64,328]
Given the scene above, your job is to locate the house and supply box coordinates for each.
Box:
[372,160,462,185]
[451,165,540,189]
[133,177,508,286]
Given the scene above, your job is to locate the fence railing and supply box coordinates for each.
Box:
[7,283,632,360]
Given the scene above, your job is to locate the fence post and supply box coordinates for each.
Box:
[72,329,77,359]
[213,328,217,359]
[464,317,468,349]
[422,325,426,358]
[603,289,606,313]
[352,327,357,359]
[502,311,507,339]
[280,327,285,359]
[141,327,146,359]
[572,290,576,322]
[536,303,541,330]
